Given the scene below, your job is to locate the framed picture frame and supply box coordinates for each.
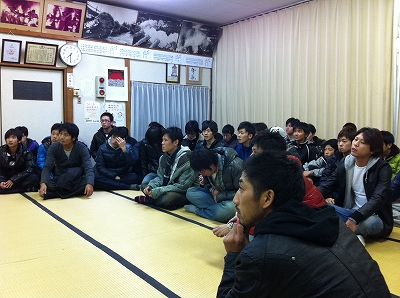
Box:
[0,0,44,32]
[24,42,58,66]
[186,66,202,85]
[166,63,180,83]
[41,0,86,37]
[1,39,22,63]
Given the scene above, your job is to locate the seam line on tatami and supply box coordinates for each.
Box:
[21,193,180,298]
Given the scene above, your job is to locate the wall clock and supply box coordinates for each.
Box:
[59,44,82,67]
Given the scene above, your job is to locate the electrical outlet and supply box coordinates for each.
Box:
[73,89,80,97]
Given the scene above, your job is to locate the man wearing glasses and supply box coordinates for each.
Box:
[90,112,115,159]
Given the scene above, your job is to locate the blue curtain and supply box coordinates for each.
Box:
[131,81,210,141]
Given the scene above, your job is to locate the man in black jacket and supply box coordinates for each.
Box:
[90,112,115,159]
[217,151,390,297]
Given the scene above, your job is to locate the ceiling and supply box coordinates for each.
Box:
[82,0,308,26]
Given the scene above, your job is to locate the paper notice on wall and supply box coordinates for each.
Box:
[85,101,101,123]
[104,102,125,126]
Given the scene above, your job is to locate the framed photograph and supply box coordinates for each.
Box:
[186,66,202,85]
[1,39,22,63]
[0,0,44,32]
[24,42,58,66]
[41,0,86,37]
[166,63,180,83]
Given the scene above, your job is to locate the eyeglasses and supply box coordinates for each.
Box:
[101,119,111,123]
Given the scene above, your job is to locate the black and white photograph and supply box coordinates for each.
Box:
[0,0,43,32]
[83,1,138,45]
[132,12,181,51]
[176,21,221,57]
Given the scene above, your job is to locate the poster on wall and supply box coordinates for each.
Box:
[83,1,138,45]
[132,12,181,51]
[0,0,43,32]
[84,101,100,123]
[176,21,221,57]
[104,101,125,126]
[106,66,128,101]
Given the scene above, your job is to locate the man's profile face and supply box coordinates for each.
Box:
[233,173,265,228]
[199,164,217,177]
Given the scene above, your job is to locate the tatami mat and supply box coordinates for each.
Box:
[1,191,399,297]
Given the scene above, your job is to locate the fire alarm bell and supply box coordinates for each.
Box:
[95,76,106,97]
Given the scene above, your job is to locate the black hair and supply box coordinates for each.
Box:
[308,124,316,134]
[164,126,183,146]
[355,127,383,158]
[324,139,338,151]
[5,128,22,141]
[185,120,201,134]
[293,122,310,136]
[189,149,218,172]
[109,126,128,139]
[15,126,28,137]
[380,130,395,146]
[237,121,256,136]
[59,122,79,141]
[337,127,356,141]
[285,117,300,126]
[148,121,164,129]
[243,151,305,206]
[343,122,357,131]
[253,122,268,133]
[51,123,62,133]
[201,120,218,135]
[222,124,235,135]
[145,126,164,146]
[101,112,114,122]
[252,130,286,152]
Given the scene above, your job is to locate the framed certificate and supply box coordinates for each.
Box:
[1,39,22,63]
[24,42,58,66]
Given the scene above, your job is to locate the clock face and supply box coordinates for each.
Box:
[59,44,82,66]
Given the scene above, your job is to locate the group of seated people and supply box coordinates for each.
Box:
[1,113,397,295]
[1,114,398,243]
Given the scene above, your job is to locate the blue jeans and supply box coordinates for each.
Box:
[330,204,384,237]
[140,172,158,191]
[186,187,236,222]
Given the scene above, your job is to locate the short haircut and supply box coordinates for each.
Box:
[109,126,128,139]
[337,127,356,141]
[189,149,218,171]
[343,122,357,131]
[222,124,235,135]
[252,130,286,152]
[145,126,164,146]
[293,122,310,136]
[201,120,218,135]
[308,124,316,134]
[285,117,300,126]
[324,139,338,151]
[253,122,268,133]
[15,126,28,137]
[356,127,383,158]
[60,122,79,141]
[243,151,305,206]
[185,120,200,134]
[237,121,256,136]
[101,112,114,122]
[51,123,62,133]
[5,128,22,141]
[164,126,183,146]
[148,121,164,129]
[380,130,395,146]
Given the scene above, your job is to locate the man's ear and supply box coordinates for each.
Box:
[260,189,274,209]
[249,133,254,140]
[173,139,179,147]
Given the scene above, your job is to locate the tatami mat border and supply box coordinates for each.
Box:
[20,193,180,298]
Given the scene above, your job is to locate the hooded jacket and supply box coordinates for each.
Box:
[287,139,320,165]
[148,146,196,199]
[203,147,243,203]
[384,144,400,180]
[217,201,391,297]
[318,155,393,238]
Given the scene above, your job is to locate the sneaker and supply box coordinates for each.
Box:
[356,235,365,247]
